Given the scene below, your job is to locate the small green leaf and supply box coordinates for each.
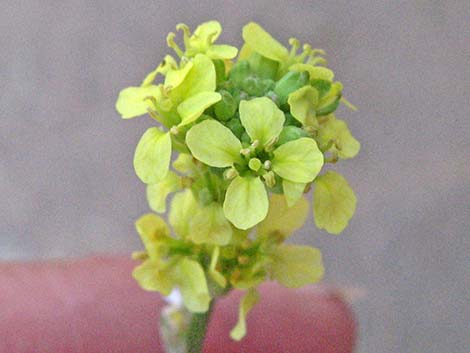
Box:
[282,180,307,208]
[230,288,260,341]
[313,171,357,234]
[177,91,221,126]
[115,85,160,119]
[174,258,211,313]
[146,171,181,213]
[242,22,289,63]
[257,193,308,238]
[239,97,285,146]
[190,202,232,245]
[186,120,242,168]
[272,138,324,183]
[133,128,172,184]
[270,244,324,288]
[223,176,268,230]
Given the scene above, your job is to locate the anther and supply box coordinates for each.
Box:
[170,126,179,135]
[240,148,251,156]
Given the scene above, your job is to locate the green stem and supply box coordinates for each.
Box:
[185,301,214,353]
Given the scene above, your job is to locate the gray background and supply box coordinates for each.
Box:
[1,0,469,352]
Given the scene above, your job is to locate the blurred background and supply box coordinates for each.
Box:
[1,0,468,352]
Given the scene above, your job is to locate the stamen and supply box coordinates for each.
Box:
[224,168,238,180]
[298,44,312,62]
[308,56,328,66]
[240,148,251,156]
[288,37,300,57]
[263,160,271,170]
[166,32,183,57]
[176,23,191,49]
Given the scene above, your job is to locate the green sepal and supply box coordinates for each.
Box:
[273,71,310,106]
[214,90,237,121]
[277,126,310,145]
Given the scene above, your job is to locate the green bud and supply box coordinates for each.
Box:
[229,60,251,87]
[214,90,237,121]
[231,89,250,105]
[263,171,276,188]
[241,76,261,96]
[247,52,279,80]
[283,113,303,127]
[310,79,331,98]
[277,126,310,145]
[241,132,251,145]
[273,71,310,106]
[225,117,245,138]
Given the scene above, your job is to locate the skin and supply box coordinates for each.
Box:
[0,256,356,353]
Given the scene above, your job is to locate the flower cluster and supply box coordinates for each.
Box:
[117,21,360,340]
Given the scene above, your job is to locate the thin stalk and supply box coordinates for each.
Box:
[185,301,214,353]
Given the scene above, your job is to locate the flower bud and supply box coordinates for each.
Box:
[214,90,237,121]
[225,117,245,138]
[277,126,310,145]
[273,71,310,105]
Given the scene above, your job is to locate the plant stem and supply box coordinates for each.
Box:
[185,301,214,353]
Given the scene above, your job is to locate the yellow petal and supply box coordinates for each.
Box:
[270,244,324,287]
[257,193,308,238]
[190,203,232,245]
[146,171,181,213]
[115,85,160,119]
[174,258,211,313]
[313,171,357,234]
[133,129,172,184]
[242,22,288,62]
